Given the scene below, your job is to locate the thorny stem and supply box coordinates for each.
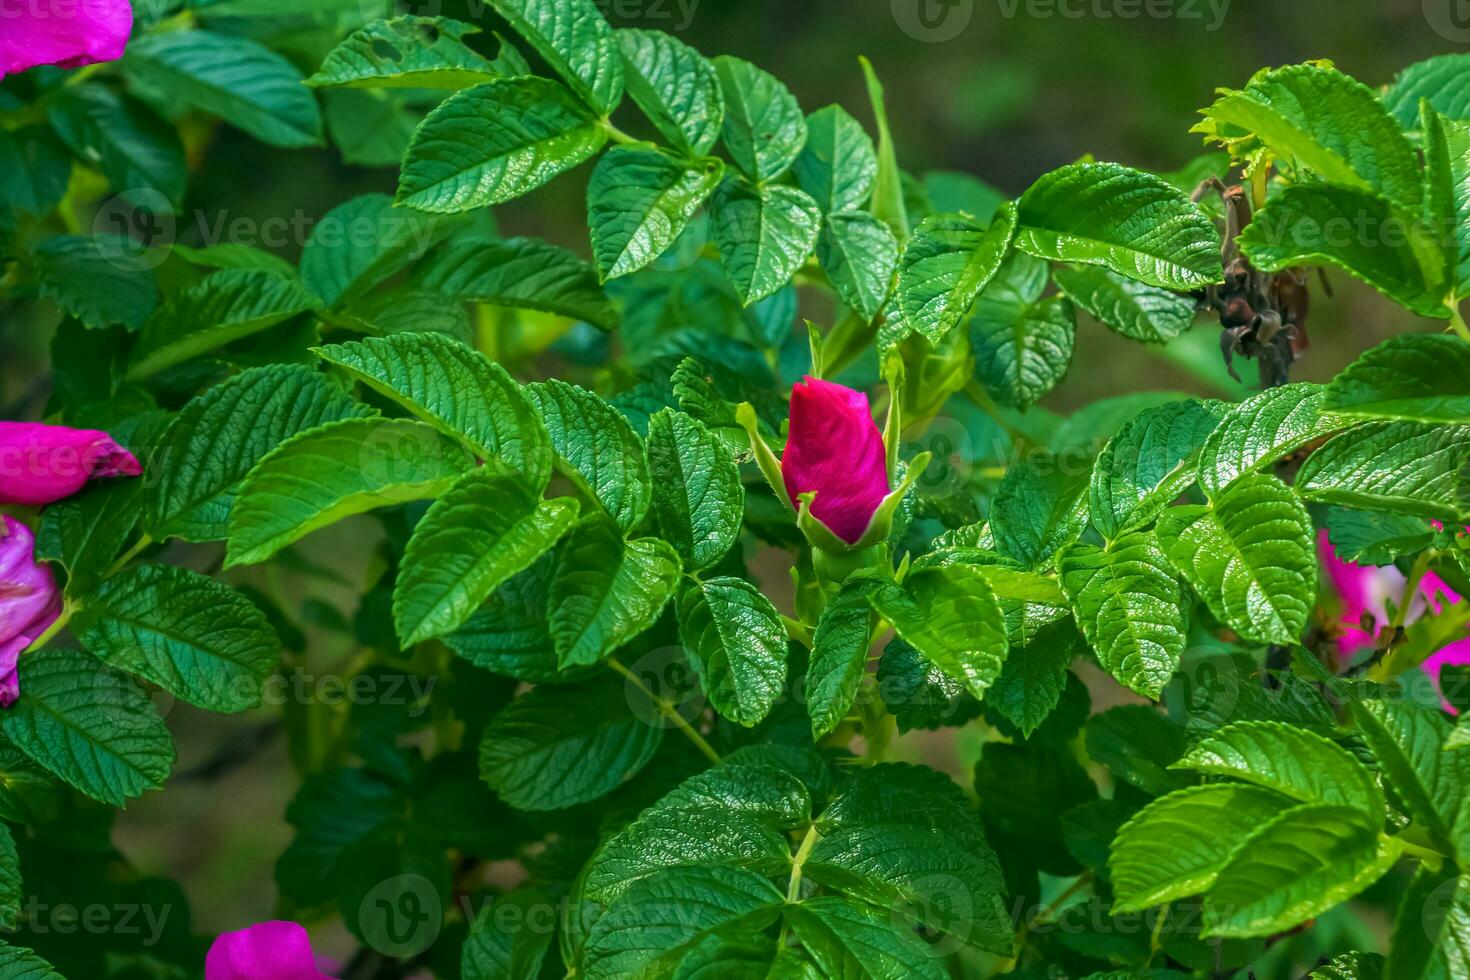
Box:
[608,657,722,765]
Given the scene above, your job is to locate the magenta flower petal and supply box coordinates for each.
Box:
[0,422,142,507]
[206,922,335,980]
[780,376,889,544]
[0,0,133,77]
[0,517,61,707]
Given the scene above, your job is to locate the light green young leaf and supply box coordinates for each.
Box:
[1159,474,1315,645]
[616,28,723,157]
[1014,162,1221,290]
[678,577,788,727]
[394,471,579,645]
[1311,953,1386,980]
[421,236,618,330]
[226,417,475,566]
[794,104,877,214]
[1196,382,1344,499]
[1053,264,1197,344]
[645,409,744,570]
[1296,420,1470,522]
[300,193,450,308]
[306,16,508,90]
[710,178,822,306]
[525,379,651,533]
[1325,334,1470,424]
[486,0,623,114]
[870,564,1009,701]
[1350,698,1470,860]
[1089,398,1224,541]
[587,148,723,280]
[895,205,1017,345]
[713,55,806,182]
[1176,720,1383,815]
[1385,53,1470,126]
[1422,107,1470,298]
[816,210,899,322]
[33,235,156,332]
[859,56,909,241]
[396,77,606,213]
[970,251,1077,409]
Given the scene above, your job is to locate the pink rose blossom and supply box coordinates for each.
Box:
[0,517,61,707]
[781,376,890,544]
[0,421,141,507]
[205,921,335,980]
[0,0,133,77]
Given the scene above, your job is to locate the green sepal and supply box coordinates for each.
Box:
[737,401,792,511]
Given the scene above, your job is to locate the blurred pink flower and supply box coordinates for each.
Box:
[205,921,335,980]
[0,421,141,507]
[0,517,61,707]
[781,376,889,544]
[0,0,133,77]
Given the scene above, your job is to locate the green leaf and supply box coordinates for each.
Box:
[462,886,555,980]
[588,148,723,280]
[0,826,18,931]
[323,87,420,167]
[146,364,374,541]
[1,649,174,807]
[1014,162,1220,290]
[33,235,156,332]
[1237,184,1449,318]
[1085,705,1190,796]
[395,472,579,645]
[710,178,822,306]
[479,678,662,810]
[307,16,506,89]
[1090,399,1224,541]
[549,517,681,668]
[226,417,476,566]
[877,637,982,733]
[525,379,651,533]
[1197,63,1422,210]
[1196,382,1343,499]
[583,865,784,979]
[396,77,606,213]
[794,104,877,214]
[1350,698,1469,859]
[1314,953,1387,980]
[646,409,744,571]
[48,84,185,207]
[870,565,1009,701]
[1388,867,1470,980]
[806,578,876,739]
[0,127,70,216]
[1159,474,1316,645]
[1324,507,1435,566]
[895,205,1017,344]
[986,616,1081,738]
[340,289,472,342]
[1325,334,1470,424]
[300,193,450,308]
[123,30,323,148]
[1204,805,1400,938]
[1296,420,1470,522]
[421,236,619,330]
[1423,107,1470,298]
[1386,53,1470,125]
[0,944,62,979]
[73,565,279,713]
[446,557,569,683]
[969,251,1077,409]
[617,28,723,157]
[35,479,141,599]
[126,268,320,381]
[315,331,554,491]
[1177,720,1382,814]
[678,577,787,727]
[486,0,623,115]
[1053,264,1196,344]
[1110,783,1291,910]
[990,450,1090,569]
[713,56,806,182]
[1059,529,1188,700]
[785,897,947,980]
[816,210,898,321]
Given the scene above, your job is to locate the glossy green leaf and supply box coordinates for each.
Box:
[713,55,806,182]
[710,178,822,306]
[446,555,581,684]
[1053,263,1196,344]
[1386,53,1470,125]
[1423,106,1470,298]
[1090,398,1224,541]
[970,251,1076,409]
[794,104,877,214]
[300,193,451,308]
[1296,421,1470,521]
[990,450,1090,569]
[588,148,723,280]
[1325,334,1470,424]
[678,577,787,727]
[1177,720,1382,814]
[486,0,623,114]
[817,210,899,321]
[1350,697,1470,859]
[307,16,507,89]
[806,578,877,739]
[462,886,555,980]
[0,944,63,979]
[35,480,141,599]
[421,236,619,330]
[646,409,743,570]
[895,205,1017,344]
[986,615,1081,738]
[870,564,1009,701]
[617,28,723,156]
[33,235,156,332]
[525,379,651,533]
[785,897,947,980]
[1196,382,1344,499]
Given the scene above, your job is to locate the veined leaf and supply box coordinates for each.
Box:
[1311,953,1386,980]
[1014,163,1220,290]
[588,148,723,280]
[713,55,806,182]
[126,269,320,381]
[447,556,574,683]
[870,564,1009,701]
[226,417,476,566]
[1053,264,1196,344]
[1350,697,1470,860]
[1296,420,1470,521]
[1159,474,1316,645]
[0,944,63,979]
[462,886,555,980]
[300,193,451,308]
[485,0,623,115]
[525,379,651,533]
[678,577,788,727]
[146,364,375,541]
[969,251,1077,409]
[394,471,579,645]
[1325,334,1470,424]
[314,331,554,491]
[617,28,723,156]
[396,76,606,213]
[421,236,619,330]
[646,409,743,571]
[806,577,877,739]
[307,16,507,89]
[35,480,141,600]
[990,450,1090,570]
[710,178,822,306]
[895,205,1017,344]
[785,897,947,980]
[1059,529,1188,700]
[74,565,279,713]
[1196,382,1344,499]
[123,30,323,148]
[48,84,185,208]
[1176,720,1382,815]
[33,235,156,332]
[794,104,877,214]
[2,649,174,807]
[1423,107,1470,298]
[817,210,899,321]
[1386,53,1470,126]
[1089,398,1224,541]
[549,517,681,668]
[987,614,1080,738]
[1324,507,1435,566]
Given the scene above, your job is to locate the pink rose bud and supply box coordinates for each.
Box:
[0,0,133,77]
[781,376,890,544]
[0,517,62,707]
[206,921,335,980]
[0,422,141,507]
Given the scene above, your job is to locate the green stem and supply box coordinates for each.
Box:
[786,824,821,902]
[23,600,75,655]
[608,658,722,765]
[1398,837,1448,871]
[1449,301,1470,342]
[600,119,646,147]
[1392,550,1434,635]
[1145,902,1170,966]
[106,533,153,578]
